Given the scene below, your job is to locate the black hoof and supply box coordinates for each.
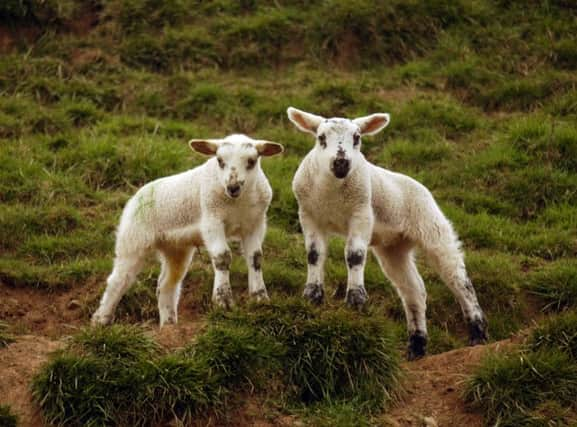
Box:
[468,316,488,346]
[407,330,428,361]
[345,286,368,310]
[332,282,347,299]
[303,283,324,305]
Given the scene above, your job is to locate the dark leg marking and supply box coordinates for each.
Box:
[467,314,488,346]
[346,249,365,269]
[345,286,368,310]
[164,305,176,324]
[332,282,347,299]
[213,251,232,271]
[407,330,428,361]
[250,288,268,300]
[303,282,324,305]
[464,278,475,294]
[307,243,319,265]
[215,285,234,309]
[252,250,262,271]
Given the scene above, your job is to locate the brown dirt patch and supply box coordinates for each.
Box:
[0,282,99,338]
[0,335,62,426]
[385,340,515,426]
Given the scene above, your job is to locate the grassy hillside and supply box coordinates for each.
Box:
[1,0,577,424]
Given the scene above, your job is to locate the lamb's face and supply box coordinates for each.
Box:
[315,119,362,179]
[215,143,260,198]
[189,134,283,199]
[287,107,390,180]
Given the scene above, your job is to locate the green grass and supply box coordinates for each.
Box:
[33,303,402,425]
[529,311,577,360]
[526,260,577,312]
[465,313,577,425]
[465,349,577,426]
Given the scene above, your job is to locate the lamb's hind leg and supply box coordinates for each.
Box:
[373,242,428,360]
[156,246,195,327]
[92,254,146,325]
[423,231,488,345]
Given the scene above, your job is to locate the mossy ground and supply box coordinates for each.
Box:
[1,0,577,424]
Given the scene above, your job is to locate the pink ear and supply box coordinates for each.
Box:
[256,141,284,157]
[353,113,390,135]
[287,107,325,135]
[188,139,220,155]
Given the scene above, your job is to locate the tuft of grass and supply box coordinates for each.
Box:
[33,325,220,426]
[529,311,577,360]
[0,405,18,427]
[211,299,403,409]
[71,324,159,362]
[464,349,577,426]
[526,260,577,312]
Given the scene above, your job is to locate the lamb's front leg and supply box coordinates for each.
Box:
[242,218,269,302]
[344,207,373,309]
[202,218,234,309]
[300,209,328,305]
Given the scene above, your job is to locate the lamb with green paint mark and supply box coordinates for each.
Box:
[92,134,284,327]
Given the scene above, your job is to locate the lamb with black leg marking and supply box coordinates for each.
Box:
[91,134,283,328]
[287,107,488,360]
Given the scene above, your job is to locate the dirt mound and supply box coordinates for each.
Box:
[386,340,514,426]
[0,335,62,426]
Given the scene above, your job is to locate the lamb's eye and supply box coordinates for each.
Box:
[353,133,360,147]
[318,134,327,149]
[217,157,225,169]
[247,158,256,170]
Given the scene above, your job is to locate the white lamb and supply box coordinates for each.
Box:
[287,107,487,359]
[91,134,284,327]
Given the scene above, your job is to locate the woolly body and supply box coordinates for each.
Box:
[288,107,487,360]
[92,134,282,327]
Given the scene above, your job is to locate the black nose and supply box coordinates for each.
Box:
[332,158,350,179]
[227,184,241,198]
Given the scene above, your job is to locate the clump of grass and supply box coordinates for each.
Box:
[71,324,159,361]
[529,311,577,360]
[212,299,403,408]
[507,117,577,172]
[33,325,220,426]
[464,349,577,426]
[526,260,577,312]
[299,402,373,427]
[0,405,17,427]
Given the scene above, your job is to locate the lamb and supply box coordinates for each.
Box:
[287,107,487,359]
[91,134,284,327]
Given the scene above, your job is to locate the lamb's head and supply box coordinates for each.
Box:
[189,134,283,198]
[287,107,390,179]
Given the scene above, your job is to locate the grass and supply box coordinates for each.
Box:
[33,303,402,425]
[529,311,577,360]
[465,312,577,425]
